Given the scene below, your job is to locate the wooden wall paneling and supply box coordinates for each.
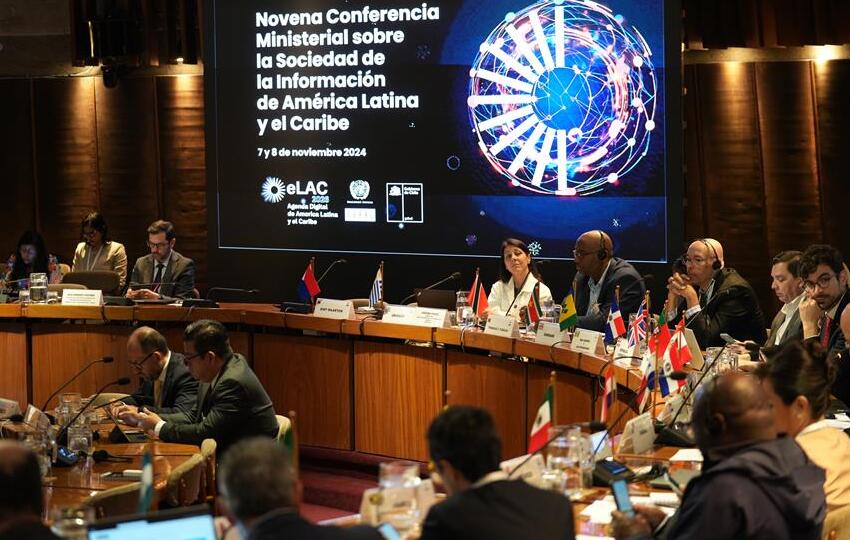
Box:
[445,351,527,459]
[159,326,251,360]
[354,342,443,461]
[0,323,29,409]
[32,77,99,264]
[155,76,207,292]
[0,80,35,255]
[94,77,161,267]
[31,324,135,410]
[683,66,707,241]
[254,334,352,450]
[694,63,770,311]
[813,60,850,259]
[527,365,594,450]
[754,61,822,316]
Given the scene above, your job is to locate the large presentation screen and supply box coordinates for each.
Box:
[207,0,675,266]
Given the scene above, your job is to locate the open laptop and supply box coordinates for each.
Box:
[104,406,148,443]
[415,289,457,310]
[88,505,216,540]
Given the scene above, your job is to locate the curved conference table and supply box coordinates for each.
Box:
[0,303,642,462]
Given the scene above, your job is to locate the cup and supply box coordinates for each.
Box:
[455,291,472,327]
[378,461,422,533]
[29,272,48,303]
[67,425,92,455]
[50,506,95,539]
[18,288,30,304]
[546,426,587,499]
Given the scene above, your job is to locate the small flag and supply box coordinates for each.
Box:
[369,265,383,307]
[137,447,153,513]
[635,344,655,412]
[559,289,578,331]
[466,268,489,318]
[627,298,648,348]
[601,363,616,422]
[604,296,627,343]
[527,282,542,325]
[658,321,690,396]
[296,260,321,303]
[528,384,553,454]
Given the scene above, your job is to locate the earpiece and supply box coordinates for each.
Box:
[597,230,609,261]
[701,239,721,270]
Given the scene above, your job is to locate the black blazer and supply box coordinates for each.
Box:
[671,268,767,348]
[572,257,644,332]
[124,352,198,415]
[159,353,278,455]
[248,510,381,540]
[419,479,575,540]
[129,250,196,298]
[807,291,850,404]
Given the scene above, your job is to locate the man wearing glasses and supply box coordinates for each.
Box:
[666,238,766,347]
[126,220,196,299]
[111,326,197,416]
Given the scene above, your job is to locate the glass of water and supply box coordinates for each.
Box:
[455,291,472,327]
[546,426,586,499]
[29,272,48,303]
[378,461,422,533]
[50,506,95,539]
[67,424,92,455]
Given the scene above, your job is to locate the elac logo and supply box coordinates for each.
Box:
[260,177,329,204]
[349,179,370,200]
[261,176,285,204]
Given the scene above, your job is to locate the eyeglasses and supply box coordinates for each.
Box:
[82,229,98,238]
[147,241,170,250]
[683,256,709,265]
[803,273,836,292]
[129,351,155,369]
[572,250,590,258]
[183,351,206,363]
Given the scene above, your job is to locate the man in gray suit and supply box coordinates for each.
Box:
[765,251,805,349]
[121,319,279,455]
[112,326,198,415]
[127,220,195,299]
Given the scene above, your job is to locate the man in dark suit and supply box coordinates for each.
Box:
[217,437,381,540]
[666,238,766,347]
[765,251,805,350]
[113,326,197,415]
[571,230,644,332]
[126,219,195,299]
[0,441,59,539]
[420,406,575,540]
[121,319,279,455]
[799,244,850,403]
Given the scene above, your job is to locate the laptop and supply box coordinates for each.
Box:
[105,407,148,443]
[88,505,216,540]
[415,289,457,310]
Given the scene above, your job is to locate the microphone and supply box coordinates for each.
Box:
[41,356,114,412]
[89,449,132,463]
[400,272,462,304]
[619,274,654,298]
[206,287,259,301]
[683,288,734,330]
[56,377,131,451]
[508,420,607,478]
[128,281,177,289]
[317,258,347,283]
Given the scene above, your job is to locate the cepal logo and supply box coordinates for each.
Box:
[349,179,370,200]
[261,176,285,204]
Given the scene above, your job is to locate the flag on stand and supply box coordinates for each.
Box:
[528,384,553,454]
[296,260,321,303]
[604,297,627,343]
[627,298,648,349]
[635,341,655,412]
[369,265,383,307]
[466,268,489,317]
[601,363,617,423]
[559,289,578,331]
[527,283,542,325]
[658,321,691,395]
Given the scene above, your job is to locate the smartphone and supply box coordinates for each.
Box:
[611,478,635,517]
[720,333,737,344]
[377,523,402,540]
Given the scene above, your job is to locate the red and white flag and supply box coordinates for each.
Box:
[601,363,617,423]
[528,385,553,454]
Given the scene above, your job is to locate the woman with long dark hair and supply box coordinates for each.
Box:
[4,231,61,286]
[487,238,552,319]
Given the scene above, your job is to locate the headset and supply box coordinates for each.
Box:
[596,230,609,261]
[700,239,722,270]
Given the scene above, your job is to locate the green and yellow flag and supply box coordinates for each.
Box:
[559,288,578,331]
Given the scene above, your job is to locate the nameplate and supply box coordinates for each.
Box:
[570,328,604,355]
[683,328,705,369]
[618,412,655,455]
[383,305,450,328]
[500,453,546,488]
[484,313,519,338]
[535,321,565,346]
[61,289,103,306]
[313,298,355,320]
[612,339,640,366]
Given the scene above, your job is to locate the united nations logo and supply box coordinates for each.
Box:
[349,179,370,200]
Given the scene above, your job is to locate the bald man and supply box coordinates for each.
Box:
[571,230,644,332]
[666,238,766,347]
[0,441,58,539]
[613,372,826,540]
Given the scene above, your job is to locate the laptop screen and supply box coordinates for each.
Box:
[88,507,216,540]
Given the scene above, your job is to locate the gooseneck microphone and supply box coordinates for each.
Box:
[400,272,462,305]
[41,356,115,412]
[508,420,607,478]
[317,258,348,283]
[57,377,131,449]
[206,287,259,301]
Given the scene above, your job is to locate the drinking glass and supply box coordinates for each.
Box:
[546,426,586,499]
[377,461,421,533]
[50,506,94,539]
[18,288,30,304]
[455,291,472,327]
[67,425,92,455]
[29,272,48,303]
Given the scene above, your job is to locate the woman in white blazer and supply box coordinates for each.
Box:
[487,238,552,319]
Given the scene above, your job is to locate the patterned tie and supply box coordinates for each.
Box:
[153,379,163,409]
[821,316,832,348]
[152,263,164,292]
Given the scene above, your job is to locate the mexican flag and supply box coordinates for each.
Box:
[528,384,553,453]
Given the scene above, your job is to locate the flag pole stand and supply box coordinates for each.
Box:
[549,370,557,427]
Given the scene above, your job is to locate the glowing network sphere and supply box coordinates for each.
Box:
[468,0,658,196]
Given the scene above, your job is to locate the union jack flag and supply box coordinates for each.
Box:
[627,298,648,348]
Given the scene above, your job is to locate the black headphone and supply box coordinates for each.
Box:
[596,230,609,261]
[700,239,722,270]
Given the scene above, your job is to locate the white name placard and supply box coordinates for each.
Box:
[500,453,546,488]
[484,313,519,338]
[570,328,604,355]
[313,298,355,320]
[382,305,450,327]
[61,289,103,306]
[612,339,641,366]
[535,321,566,346]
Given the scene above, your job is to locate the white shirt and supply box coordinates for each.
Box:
[471,470,509,489]
[487,274,553,319]
[773,293,805,346]
[587,259,613,311]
